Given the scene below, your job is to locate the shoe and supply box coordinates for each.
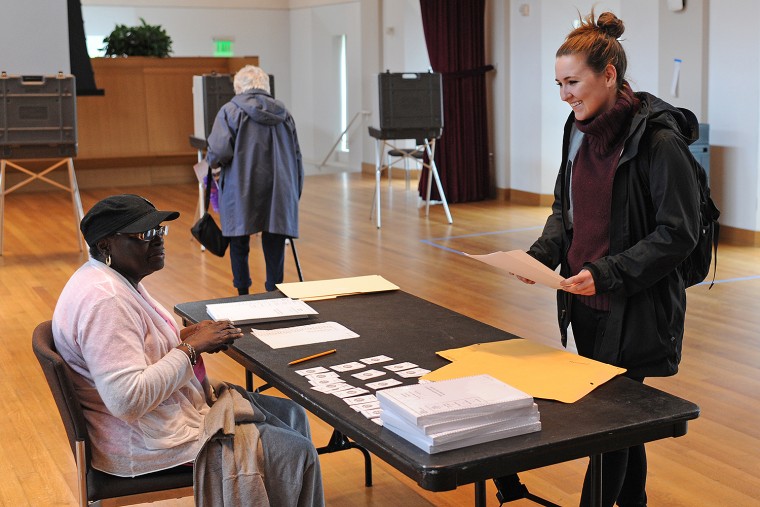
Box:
[493,474,529,504]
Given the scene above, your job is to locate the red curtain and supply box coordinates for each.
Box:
[418,0,493,203]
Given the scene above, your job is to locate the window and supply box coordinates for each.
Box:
[339,34,348,152]
[86,35,106,58]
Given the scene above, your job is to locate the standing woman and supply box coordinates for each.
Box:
[206,65,303,295]
[515,10,701,507]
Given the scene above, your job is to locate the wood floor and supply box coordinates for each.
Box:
[2,171,758,506]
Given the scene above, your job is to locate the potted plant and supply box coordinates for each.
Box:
[102,18,173,57]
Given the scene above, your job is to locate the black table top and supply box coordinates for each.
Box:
[175,290,699,492]
[368,126,442,142]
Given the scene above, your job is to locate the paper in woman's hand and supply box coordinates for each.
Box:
[193,160,209,184]
[465,250,563,289]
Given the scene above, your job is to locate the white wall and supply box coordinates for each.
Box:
[506,0,541,193]
[289,2,362,170]
[381,0,430,73]
[707,0,760,232]
[655,0,706,120]
[508,0,622,196]
[359,0,382,171]
[486,0,508,191]
[620,0,658,93]
[81,6,292,110]
[0,0,70,75]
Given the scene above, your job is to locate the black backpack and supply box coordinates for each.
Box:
[680,152,720,288]
[641,123,721,289]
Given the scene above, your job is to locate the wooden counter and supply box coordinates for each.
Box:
[72,56,258,187]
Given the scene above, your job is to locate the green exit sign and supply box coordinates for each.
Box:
[214,39,233,57]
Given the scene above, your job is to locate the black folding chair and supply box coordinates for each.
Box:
[32,321,194,507]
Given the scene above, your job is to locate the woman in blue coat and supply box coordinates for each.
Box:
[207,65,303,294]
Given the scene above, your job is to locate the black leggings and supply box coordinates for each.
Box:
[572,299,647,507]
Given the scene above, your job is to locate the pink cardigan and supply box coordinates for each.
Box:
[53,259,209,477]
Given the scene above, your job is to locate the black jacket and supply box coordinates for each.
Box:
[528,93,701,378]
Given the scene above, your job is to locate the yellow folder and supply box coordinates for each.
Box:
[422,339,626,403]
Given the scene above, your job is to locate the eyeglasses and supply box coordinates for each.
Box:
[118,225,169,242]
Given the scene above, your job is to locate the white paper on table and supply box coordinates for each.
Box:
[251,321,359,349]
[465,250,563,289]
[366,378,403,390]
[206,298,317,325]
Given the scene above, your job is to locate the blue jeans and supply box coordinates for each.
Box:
[229,233,288,293]
[244,391,324,507]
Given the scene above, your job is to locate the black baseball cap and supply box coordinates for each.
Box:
[80,194,180,247]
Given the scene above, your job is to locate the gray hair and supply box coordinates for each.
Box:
[233,65,270,94]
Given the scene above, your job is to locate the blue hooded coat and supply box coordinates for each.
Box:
[206,89,303,239]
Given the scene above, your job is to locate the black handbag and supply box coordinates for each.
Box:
[190,165,229,257]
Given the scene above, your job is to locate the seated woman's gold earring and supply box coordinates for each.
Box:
[106,254,112,267]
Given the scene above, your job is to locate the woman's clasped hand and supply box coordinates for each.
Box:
[182,320,244,354]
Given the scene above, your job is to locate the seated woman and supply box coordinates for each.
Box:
[52,194,324,506]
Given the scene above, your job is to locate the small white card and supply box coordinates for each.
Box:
[361,408,383,418]
[343,394,378,405]
[295,366,329,376]
[396,367,431,378]
[319,382,354,393]
[351,369,386,380]
[384,362,418,372]
[331,361,367,372]
[305,372,341,381]
[312,385,340,393]
[333,387,369,398]
[360,355,394,364]
[366,378,403,390]
[309,377,346,387]
[350,402,381,412]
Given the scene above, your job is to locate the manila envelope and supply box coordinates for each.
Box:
[422,339,626,403]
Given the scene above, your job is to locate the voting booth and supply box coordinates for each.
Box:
[368,72,451,228]
[191,72,276,141]
[0,72,83,254]
[378,71,443,141]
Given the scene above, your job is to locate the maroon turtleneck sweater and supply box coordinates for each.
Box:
[568,86,639,311]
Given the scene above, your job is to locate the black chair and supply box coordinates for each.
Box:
[32,320,194,507]
[386,146,424,190]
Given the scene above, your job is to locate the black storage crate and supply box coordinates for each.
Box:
[193,74,235,139]
[193,73,276,141]
[378,72,443,139]
[0,74,77,159]
[689,123,710,180]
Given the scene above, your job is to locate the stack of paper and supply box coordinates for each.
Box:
[377,374,541,454]
[206,298,317,325]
